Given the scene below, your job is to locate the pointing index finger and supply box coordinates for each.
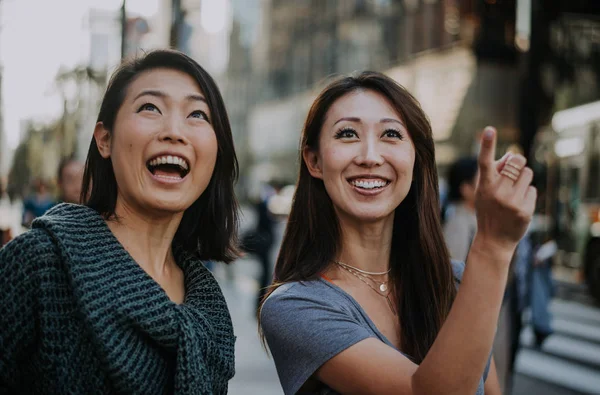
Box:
[478,126,497,185]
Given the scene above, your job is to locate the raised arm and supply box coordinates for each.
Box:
[315,127,535,395]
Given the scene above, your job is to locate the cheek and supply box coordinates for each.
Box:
[401,158,415,177]
[192,130,219,166]
[110,135,144,182]
[320,146,348,175]
[396,146,416,177]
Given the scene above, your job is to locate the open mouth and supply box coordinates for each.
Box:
[146,155,190,180]
[347,177,391,190]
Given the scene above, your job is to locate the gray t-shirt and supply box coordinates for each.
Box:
[261,260,491,395]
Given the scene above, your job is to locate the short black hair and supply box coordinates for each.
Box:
[446,157,478,203]
[81,49,239,263]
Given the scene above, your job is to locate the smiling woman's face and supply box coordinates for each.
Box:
[94,68,218,216]
[304,89,416,225]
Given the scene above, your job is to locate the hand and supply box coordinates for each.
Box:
[474,127,536,254]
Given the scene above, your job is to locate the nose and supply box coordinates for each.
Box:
[355,135,384,167]
[157,115,188,144]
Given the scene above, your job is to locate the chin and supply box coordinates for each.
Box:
[338,206,395,225]
[146,196,195,215]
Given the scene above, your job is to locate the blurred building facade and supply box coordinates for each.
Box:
[0,68,6,176]
[237,0,480,183]
[226,0,600,184]
[0,0,5,176]
[57,0,600,192]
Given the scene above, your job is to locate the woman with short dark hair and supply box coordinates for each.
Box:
[0,49,238,394]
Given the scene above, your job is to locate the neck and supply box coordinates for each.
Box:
[107,197,184,276]
[335,212,394,274]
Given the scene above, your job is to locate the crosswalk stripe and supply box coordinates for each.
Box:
[552,318,600,344]
[516,298,600,393]
[551,299,600,326]
[515,348,600,394]
[521,327,600,367]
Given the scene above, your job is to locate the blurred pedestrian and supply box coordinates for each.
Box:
[56,157,84,204]
[442,157,478,261]
[529,235,555,346]
[0,177,13,246]
[21,178,56,228]
[241,181,278,313]
[260,72,535,394]
[0,49,238,394]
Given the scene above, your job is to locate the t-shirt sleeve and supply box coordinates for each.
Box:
[260,283,373,395]
[450,260,492,382]
[444,217,471,262]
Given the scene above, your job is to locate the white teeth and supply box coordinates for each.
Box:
[178,157,189,170]
[155,174,181,180]
[148,155,189,171]
[351,179,388,189]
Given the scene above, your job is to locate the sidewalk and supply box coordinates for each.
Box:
[214,259,283,395]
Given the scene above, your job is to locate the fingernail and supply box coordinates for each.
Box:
[484,127,495,140]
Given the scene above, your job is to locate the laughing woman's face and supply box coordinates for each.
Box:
[94,68,218,216]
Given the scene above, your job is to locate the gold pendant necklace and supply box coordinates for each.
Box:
[335,262,397,315]
[335,261,389,293]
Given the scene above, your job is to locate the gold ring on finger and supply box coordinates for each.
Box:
[505,161,524,172]
[502,166,521,177]
[501,169,518,182]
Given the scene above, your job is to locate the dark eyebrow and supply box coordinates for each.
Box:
[333,117,361,126]
[185,94,207,103]
[380,118,404,126]
[133,90,207,103]
[332,117,404,126]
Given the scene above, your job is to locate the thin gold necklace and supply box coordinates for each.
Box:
[335,260,391,276]
[336,263,397,316]
[335,261,390,292]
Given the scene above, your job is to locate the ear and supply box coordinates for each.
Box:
[93,122,112,159]
[302,146,323,179]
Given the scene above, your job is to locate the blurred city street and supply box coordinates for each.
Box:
[1,1,600,394]
[215,207,283,395]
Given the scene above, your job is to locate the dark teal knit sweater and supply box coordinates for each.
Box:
[0,204,235,394]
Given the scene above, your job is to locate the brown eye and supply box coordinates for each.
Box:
[383,129,403,140]
[137,103,161,113]
[189,110,210,123]
[335,128,357,139]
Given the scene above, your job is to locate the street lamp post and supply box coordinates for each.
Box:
[120,0,127,59]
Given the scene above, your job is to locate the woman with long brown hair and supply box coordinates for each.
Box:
[259,71,535,394]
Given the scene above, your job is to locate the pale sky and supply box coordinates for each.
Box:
[0,0,158,150]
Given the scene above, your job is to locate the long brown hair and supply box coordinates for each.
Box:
[259,71,456,363]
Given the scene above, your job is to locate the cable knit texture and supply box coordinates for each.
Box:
[0,203,235,394]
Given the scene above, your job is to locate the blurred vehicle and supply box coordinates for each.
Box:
[531,100,600,304]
